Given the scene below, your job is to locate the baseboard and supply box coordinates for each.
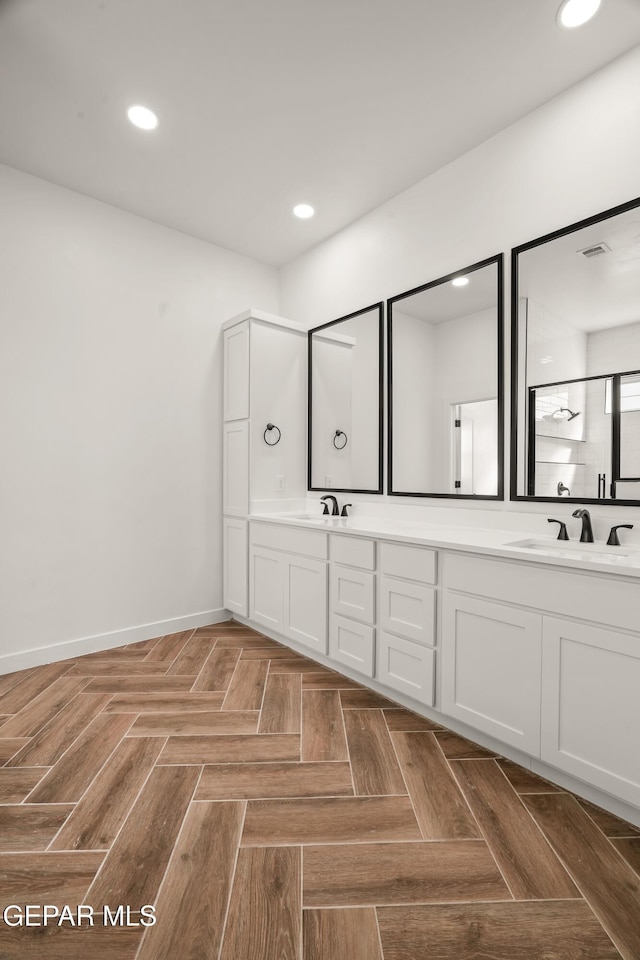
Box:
[0,608,229,675]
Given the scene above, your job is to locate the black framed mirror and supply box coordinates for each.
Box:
[308,302,383,494]
[388,255,504,499]
[511,196,640,504]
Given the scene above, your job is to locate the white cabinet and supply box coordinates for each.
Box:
[223,518,248,617]
[249,545,284,633]
[329,536,376,677]
[223,321,250,421]
[284,554,328,653]
[379,576,436,647]
[441,593,542,754]
[330,617,375,676]
[541,618,640,808]
[330,565,375,624]
[223,421,249,517]
[378,631,435,704]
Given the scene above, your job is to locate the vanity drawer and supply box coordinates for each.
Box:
[443,552,640,634]
[331,565,375,624]
[379,575,436,646]
[331,535,375,570]
[250,521,328,560]
[377,631,435,706]
[329,615,375,677]
[380,542,437,584]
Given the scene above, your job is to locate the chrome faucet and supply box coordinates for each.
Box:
[320,495,339,516]
[572,508,594,543]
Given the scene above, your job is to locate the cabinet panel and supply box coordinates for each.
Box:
[223,518,247,616]
[380,542,437,584]
[377,631,435,705]
[441,593,542,755]
[250,521,328,560]
[249,546,284,633]
[329,615,375,677]
[223,321,250,421]
[542,618,640,807]
[223,420,249,517]
[284,555,328,654]
[379,575,436,646]
[331,565,375,624]
[332,535,376,570]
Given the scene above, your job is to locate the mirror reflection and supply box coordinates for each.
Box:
[388,256,503,499]
[308,303,383,493]
[513,198,640,502]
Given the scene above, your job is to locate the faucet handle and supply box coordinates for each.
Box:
[340,503,352,517]
[547,518,569,541]
[606,524,633,546]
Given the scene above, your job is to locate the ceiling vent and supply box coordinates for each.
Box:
[577,241,611,258]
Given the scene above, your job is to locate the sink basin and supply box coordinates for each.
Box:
[505,538,639,564]
[281,513,333,522]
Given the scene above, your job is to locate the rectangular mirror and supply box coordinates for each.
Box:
[388,255,504,499]
[308,302,383,493]
[512,196,640,504]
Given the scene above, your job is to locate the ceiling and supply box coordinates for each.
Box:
[2,0,640,267]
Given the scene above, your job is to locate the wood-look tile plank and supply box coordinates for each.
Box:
[0,767,49,803]
[51,737,164,851]
[343,710,406,796]
[577,798,640,837]
[128,710,259,737]
[220,846,301,960]
[159,734,300,764]
[304,839,509,907]
[271,660,338,675]
[240,646,305,660]
[0,805,73,852]
[434,730,497,759]
[303,908,382,960]
[259,673,301,733]
[124,637,161,652]
[0,662,73,715]
[0,665,40,699]
[7,693,112,767]
[0,851,105,902]
[302,690,348,762]
[340,689,398,709]
[392,732,481,839]
[0,738,30,763]
[377,901,623,960]
[195,761,353,800]
[27,713,135,803]
[74,647,152,662]
[242,796,420,846]
[611,838,640,876]
[222,659,268,711]
[87,764,199,911]
[451,760,579,900]
[143,629,194,662]
[84,676,194,693]
[524,793,640,960]
[214,635,283,648]
[136,801,244,960]
[383,708,442,731]
[67,660,174,677]
[166,636,216,675]
[191,647,241,691]
[0,925,143,959]
[495,758,563,794]
[301,673,363,689]
[104,691,224,713]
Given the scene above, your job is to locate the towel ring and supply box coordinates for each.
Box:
[333,429,348,450]
[263,423,281,446]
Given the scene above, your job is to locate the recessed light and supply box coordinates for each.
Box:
[127,105,158,130]
[451,276,469,287]
[557,0,601,29]
[293,203,315,219]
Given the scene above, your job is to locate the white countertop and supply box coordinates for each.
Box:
[250,512,640,580]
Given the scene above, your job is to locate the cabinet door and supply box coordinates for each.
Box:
[331,565,375,624]
[284,555,328,654]
[377,631,435,706]
[223,518,247,617]
[379,575,436,646]
[441,593,542,755]
[329,614,375,677]
[223,321,250,421]
[249,546,284,633]
[542,618,640,808]
[223,420,249,517]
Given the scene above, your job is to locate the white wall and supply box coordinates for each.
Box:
[280,44,640,521]
[0,164,278,669]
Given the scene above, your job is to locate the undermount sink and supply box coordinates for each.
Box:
[506,538,639,564]
[283,512,333,522]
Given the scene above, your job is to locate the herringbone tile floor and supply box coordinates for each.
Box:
[1,621,639,959]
